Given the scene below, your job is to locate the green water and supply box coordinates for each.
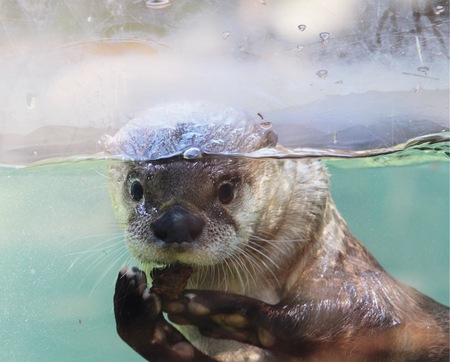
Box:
[0,159,448,361]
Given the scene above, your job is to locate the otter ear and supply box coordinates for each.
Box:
[100,134,116,154]
[255,122,278,149]
[261,128,278,148]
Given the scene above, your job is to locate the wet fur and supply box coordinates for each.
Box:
[112,157,449,361]
[184,162,448,361]
[108,103,449,361]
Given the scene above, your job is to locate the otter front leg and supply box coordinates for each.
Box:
[163,290,450,361]
[163,290,290,353]
[114,267,215,362]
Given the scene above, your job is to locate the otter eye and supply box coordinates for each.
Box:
[129,180,144,202]
[218,182,235,204]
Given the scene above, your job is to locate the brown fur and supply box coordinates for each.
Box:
[108,103,449,361]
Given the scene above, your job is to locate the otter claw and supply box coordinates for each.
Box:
[114,267,215,362]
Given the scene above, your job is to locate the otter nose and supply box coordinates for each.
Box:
[151,205,205,244]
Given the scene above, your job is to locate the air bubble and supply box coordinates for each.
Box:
[298,24,306,32]
[26,93,36,109]
[316,69,328,80]
[222,31,231,40]
[434,5,445,15]
[413,84,423,93]
[146,0,171,9]
[183,147,202,160]
[260,0,267,4]
[296,45,305,51]
[417,66,429,74]
[319,32,330,45]
[260,121,272,129]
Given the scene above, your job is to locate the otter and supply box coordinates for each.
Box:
[105,102,449,362]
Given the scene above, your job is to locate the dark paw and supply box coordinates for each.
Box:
[114,266,215,362]
[114,266,160,337]
[162,290,278,350]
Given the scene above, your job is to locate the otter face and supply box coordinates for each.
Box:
[105,102,281,268]
[106,103,329,278]
[112,157,266,267]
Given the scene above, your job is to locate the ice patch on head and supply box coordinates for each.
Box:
[102,101,278,160]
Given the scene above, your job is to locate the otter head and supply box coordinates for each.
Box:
[105,102,329,283]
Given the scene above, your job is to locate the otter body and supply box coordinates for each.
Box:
[108,103,449,361]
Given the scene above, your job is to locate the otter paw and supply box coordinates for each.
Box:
[114,266,161,339]
[163,290,277,349]
[114,266,215,362]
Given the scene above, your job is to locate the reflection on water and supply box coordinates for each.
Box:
[0,155,448,361]
[1,0,448,137]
